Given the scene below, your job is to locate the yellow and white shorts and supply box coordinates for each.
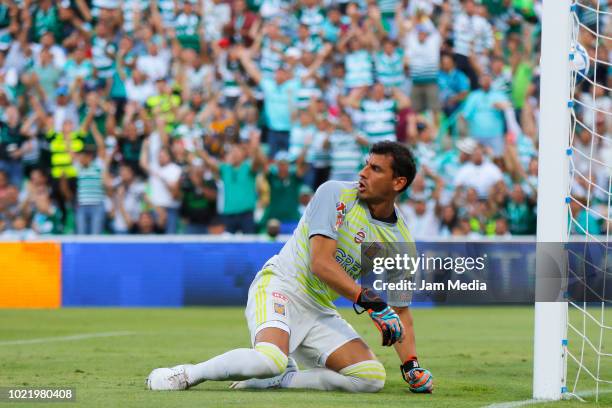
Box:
[245,268,360,368]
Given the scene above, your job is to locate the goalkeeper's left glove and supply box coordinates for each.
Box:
[353,288,404,346]
[401,358,433,393]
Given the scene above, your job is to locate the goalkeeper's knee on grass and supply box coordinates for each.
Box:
[338,360,386,393]
[260,359,385,392]
[227,358,386,392]
[253,342,289,377]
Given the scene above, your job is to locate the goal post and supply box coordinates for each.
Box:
[533,0,572,401]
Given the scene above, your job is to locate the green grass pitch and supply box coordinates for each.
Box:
[0,307,610,407]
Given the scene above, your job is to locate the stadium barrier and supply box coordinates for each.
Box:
[62,240,283,307]
[2,236,604,308]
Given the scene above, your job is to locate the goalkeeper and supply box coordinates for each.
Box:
[147,141,433,394]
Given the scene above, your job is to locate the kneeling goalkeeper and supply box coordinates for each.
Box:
[147,141,433,393]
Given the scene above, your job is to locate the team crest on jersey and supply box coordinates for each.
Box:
[273,303,286,316]
[334,201,346,231]
[354,229,366,244]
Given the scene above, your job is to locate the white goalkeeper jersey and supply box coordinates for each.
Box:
[260,180,416,312]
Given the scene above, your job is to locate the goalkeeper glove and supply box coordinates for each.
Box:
[354,288,404,346]
[401,358,433,393]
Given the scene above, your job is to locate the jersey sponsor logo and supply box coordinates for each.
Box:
[354,229,366,244]
[272,291,288,303]
[335,201,346,231]
[273,303,286,316]
[336,248,361,279]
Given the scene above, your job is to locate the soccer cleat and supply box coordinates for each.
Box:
[146,365,191,391]
[229,357,298,390]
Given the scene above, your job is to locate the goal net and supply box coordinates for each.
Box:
[535,0,611,402]
[564,0,612,402]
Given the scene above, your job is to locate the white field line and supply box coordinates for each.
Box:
[482,399,543,408]
[0,331,136,346]
[482,389,612,408]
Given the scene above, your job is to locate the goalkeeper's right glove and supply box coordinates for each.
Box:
[401,359,433,393]
[354,288,404,346]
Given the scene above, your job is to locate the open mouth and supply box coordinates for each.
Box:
[358,181,366,193]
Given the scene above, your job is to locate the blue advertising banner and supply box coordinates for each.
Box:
[62,243,186,306]
[61,242,283,306]
[61,240,610,306]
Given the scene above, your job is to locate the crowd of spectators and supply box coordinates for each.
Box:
[0,0,609,239]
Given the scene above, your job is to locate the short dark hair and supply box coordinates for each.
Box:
[369,141,417,192]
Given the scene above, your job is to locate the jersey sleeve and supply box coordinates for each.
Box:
[304,181,350,240]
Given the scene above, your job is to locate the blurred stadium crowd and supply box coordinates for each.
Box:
[0,0,609,238]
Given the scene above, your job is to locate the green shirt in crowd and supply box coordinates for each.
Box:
[511,62,533,109]
[219,160,257,215]
[504,199,536,235]
[261,165,302,224]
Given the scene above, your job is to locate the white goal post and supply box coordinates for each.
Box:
[533,0,572,401]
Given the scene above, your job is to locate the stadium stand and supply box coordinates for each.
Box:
[0,0,609,238]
